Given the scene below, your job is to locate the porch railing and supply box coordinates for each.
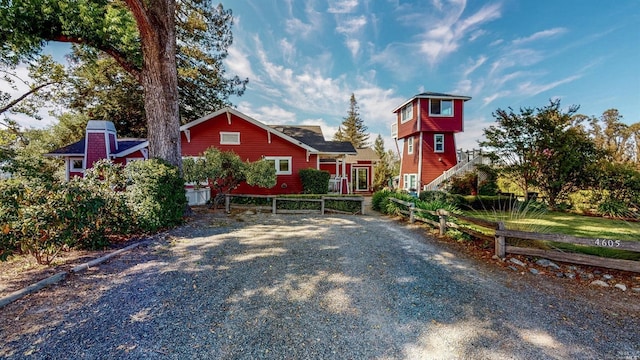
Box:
[423,149,488,191]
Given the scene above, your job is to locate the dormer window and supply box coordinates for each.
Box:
[430,99,453,116]
[401,102,413,123]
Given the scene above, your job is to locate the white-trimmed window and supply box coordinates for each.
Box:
[429,99,453,116]
[70,158,84,171]
[434,134,445,153]
[403,173,418,190]
[264,156,292,175]
[220,132,240,145]
[401,102,413,123]
[407,136,414,155]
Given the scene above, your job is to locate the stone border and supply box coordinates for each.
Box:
[0,241,148,309]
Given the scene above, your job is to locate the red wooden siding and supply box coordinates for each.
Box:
[420,133,457,186]
[419,99,464,133]
[181,112,317,194]
[400,134,419,188]
[109,133,117,153]
[396,100,418,139]
[86,133,107,168]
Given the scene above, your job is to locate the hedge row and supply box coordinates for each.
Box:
[0,159,186,264]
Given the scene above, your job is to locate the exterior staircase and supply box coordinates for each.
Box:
[423,149,488,191]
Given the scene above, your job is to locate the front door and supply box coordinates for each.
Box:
[352,167,369,192]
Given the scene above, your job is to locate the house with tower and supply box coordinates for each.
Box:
[392,92,482,194]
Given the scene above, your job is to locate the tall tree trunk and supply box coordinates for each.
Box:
[128,0,182,169]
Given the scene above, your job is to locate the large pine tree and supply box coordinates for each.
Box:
[334,93,369,148]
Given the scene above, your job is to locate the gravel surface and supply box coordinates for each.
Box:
[1,211,638,359]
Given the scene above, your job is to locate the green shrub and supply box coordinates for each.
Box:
[446,172,477,195]
[299,168,330,194]
[0,179,25,261]
[384,192,416,216]
[372,189,393,212]
[324,198,362,213]
[419,191,466,207]
[414,199,460,222]
[125,159,186,232]
[6,179,112,264]
[463,195,520,211]
[276,198,321,210]
[598,198,632,218]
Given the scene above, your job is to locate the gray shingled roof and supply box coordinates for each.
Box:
[46,139,147,157]
[271,125,357,154]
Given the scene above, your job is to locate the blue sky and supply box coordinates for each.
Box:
[14,0,640,151]
[222,0,640,150]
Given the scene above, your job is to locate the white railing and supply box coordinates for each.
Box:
[329,176,352,194]
[423,150,487,191]
[329,177,341,194]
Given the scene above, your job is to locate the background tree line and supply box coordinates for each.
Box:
[480,99,639,216]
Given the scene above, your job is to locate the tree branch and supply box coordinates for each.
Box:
[52,35,141,82]
[0,81,55,116]
[123,0,155,42]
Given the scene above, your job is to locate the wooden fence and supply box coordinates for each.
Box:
[388,197,640,273]
[224,194,365,215]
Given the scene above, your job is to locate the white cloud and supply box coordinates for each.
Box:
[418,3,502,66]
[335,15,367,58]
[285,1,323,38]
[251,104,298,124]
[345,39,361,58]
[279,39,296,65]
[328,0,359,14]
[301,118,339,140]
[463,55,487,77]
[457,116,491,150]
[516,74,582,97]
[512,27,567,45]
[469,29,487,42]
[226,45,257,82]
[482,91,509,107]
[336,15,367,34]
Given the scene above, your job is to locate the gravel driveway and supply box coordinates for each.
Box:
[1,211,638,359]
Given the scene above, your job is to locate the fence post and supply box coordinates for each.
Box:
[495,221,506,258]
[361,198,365,215]
[321,197,325,215]
[272,197,277,214]
[225,195,231,213]
[409,203,415,223]
[438,209,447,236]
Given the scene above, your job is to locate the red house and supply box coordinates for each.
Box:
[45,120,148,181]
[47,108,357,198]
[391,92,471,193]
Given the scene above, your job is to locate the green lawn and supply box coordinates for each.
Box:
[462,210,640,260]
[465,210,640,241]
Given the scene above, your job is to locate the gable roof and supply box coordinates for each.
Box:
[181,107,319,153]
[45,138,148,158]
[271,125,357,154]
[345,147,381,163]
[392,91,472,113]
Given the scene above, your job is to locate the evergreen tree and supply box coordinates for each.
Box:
[334,93,369,148]
[373,134,385,158]
[372,134,399,190]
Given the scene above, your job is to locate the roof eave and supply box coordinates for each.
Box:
[392,94,472,113]
[181,107,320,153]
